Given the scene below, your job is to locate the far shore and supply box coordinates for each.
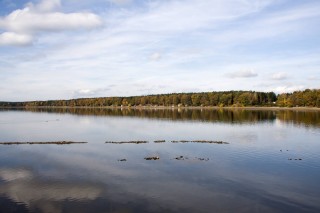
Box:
[1,105,320,111]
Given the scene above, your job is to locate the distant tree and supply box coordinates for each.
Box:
[1,89,319,108]
[191,94,200,106]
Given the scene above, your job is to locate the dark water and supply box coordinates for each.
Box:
[0,108,319,213]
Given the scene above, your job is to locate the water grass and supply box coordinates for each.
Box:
[175,156,187,160]
[173,156,209,161]
[144,156,160,160]
[196,157,210,161]
[105,141,148,144]
[191,140,229,144]
[171,140,190,143]
[0,141,87,145]
[154,140,166,143]
[288,158,302,160]
[171,140,229,144]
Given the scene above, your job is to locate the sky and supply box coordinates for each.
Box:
[0,0,319,101]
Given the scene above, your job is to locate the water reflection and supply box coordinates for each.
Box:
[276,110,320,128]
[0,168,102,213]
[0,109,319,212]
[0,168,103,213]
[2,107,319,128]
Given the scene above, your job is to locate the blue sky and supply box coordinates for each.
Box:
[0,0,319,101]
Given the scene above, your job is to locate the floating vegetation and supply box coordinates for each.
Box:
[171,140,189,143]
[144,156,160,160]
[173,140,191,143]
[105,141,148,144]
[114,155,211,161]
[175,156,188,160]
[0,141,87,145]
[191,140,229,144]
[288,158,302,161]
[196,157,210,161]
[105,140,229,144]
[154,140,166,143]
[173,156,209,161]
[171,140,229,144]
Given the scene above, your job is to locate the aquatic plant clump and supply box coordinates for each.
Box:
[144,156,160,160]
[171,140,189,143]
[191,140,229,144]
[154,140,166,143]
[0,141,87,145]
[171,140,229,144]
[175,156,187,160]
[173,156,209,161]
[105,140,229,144]
[105,141,148,144]
[196,157,210,161]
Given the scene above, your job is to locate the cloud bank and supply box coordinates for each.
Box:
[0,32,33,46]
[0,0,102,46]
[226,69,258,78]
[0,0,320,100]
[271,72,289,80]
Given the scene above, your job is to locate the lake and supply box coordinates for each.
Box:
[0,108,319,213]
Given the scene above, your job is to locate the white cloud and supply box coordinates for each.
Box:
[75,89,94,96]
[150,52,161,61]
[31,0,61,12]
[119,0,271,35]
[307,76,320,81]
[0,31,33,46]
[73,88,111,98]
[271,72,289,80]
[211,2,320,45]
[274,85,305,93]
[1,0,320,100]
[226,69,258,78]
[108,0,132,6]
[0,8,102,33]
[0,0,102,46]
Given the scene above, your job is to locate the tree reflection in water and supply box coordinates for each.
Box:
[2,108,319,128]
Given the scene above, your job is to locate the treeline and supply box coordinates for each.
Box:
[0,89,319,108]
[0,91,276,107]
[277,89,320,107]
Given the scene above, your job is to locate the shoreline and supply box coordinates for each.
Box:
[1,106,320,111]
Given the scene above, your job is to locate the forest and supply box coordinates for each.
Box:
[0,89,319,108]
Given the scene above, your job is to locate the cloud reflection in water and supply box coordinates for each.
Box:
[0,168,103,213]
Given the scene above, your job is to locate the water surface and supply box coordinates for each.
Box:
[0,108,319,213]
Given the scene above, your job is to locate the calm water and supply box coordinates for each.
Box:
[0,108,319,213]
